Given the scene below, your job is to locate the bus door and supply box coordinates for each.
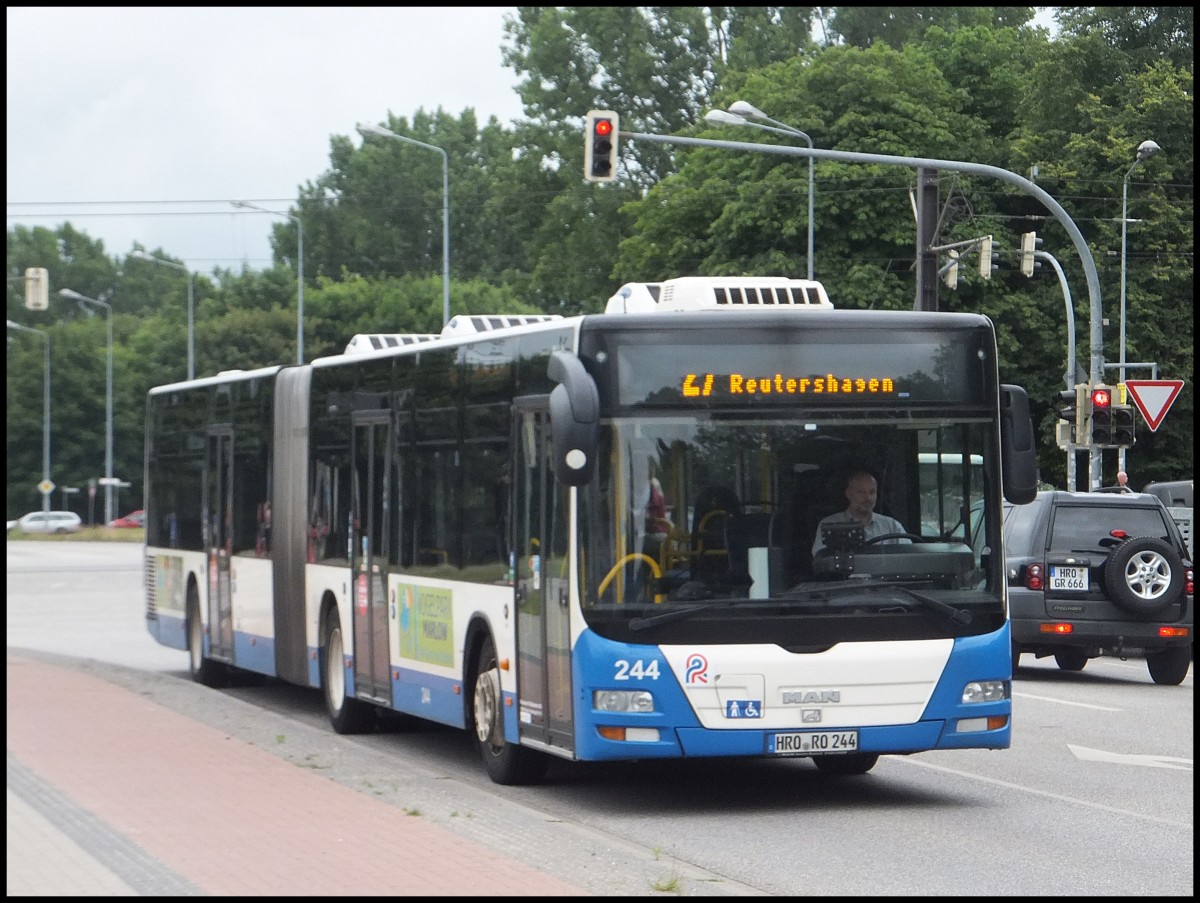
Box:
[513,402,574,755]
[350,413,392,704]
[204,427,234,662]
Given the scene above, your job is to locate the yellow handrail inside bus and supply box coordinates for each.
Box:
[597,553,664,604]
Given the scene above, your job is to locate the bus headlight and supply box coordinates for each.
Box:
[593,689,655,713]
[961,680,1009,703]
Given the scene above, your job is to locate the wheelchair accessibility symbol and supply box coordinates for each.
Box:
[725,700,762,719]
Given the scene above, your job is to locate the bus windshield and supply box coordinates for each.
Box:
[578,415,997,645]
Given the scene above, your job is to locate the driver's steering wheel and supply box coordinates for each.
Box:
[861,532,924,545]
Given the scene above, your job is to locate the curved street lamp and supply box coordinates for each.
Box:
[1117,138,1161,472]
[7,319,51,512]
[59,289,115,524]
[1118,142,1162,369]
[131,250,195,380]
[356,122,451,327]
[705,102,816,281]
[232,200,305,364]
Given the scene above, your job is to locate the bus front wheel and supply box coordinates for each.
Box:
[321,613,375,734]
[812,753,879,776]
[472,635,548,786]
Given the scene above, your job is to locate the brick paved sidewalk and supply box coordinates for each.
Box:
[6,653,589,896]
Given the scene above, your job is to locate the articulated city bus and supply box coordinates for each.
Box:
[143,276,1038,784]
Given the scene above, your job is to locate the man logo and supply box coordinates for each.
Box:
[802,710,822,723]
[782,690,841,704]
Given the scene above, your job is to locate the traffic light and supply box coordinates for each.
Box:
[24,267,49,310]
[1019,231,1041,277]
[1057,384,1088,446]
[1090,385,1113,446]
[584,110,619,182]
[978,236,994,280]
[1112,405,1137,448]
[943,249,959,289]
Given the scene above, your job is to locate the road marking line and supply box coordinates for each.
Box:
[891,757,1192,829]
[1067,744,1193,770]
[1013,691,1120,711]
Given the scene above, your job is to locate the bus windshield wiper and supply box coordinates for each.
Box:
[889,584,972,625]
[783,580,972,625]
[629,604,716,631]
[628,595,789,631]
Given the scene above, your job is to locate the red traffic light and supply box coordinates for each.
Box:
[1090,387,1112,408]
[584,110,619,183]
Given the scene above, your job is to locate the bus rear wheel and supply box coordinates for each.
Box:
[812,753,879,776]
[321,613,375,734]
[472,635,547,786]
[187,585,227,688]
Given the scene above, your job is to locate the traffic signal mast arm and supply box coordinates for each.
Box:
[927,235,995,284]
[929,232,1043,284]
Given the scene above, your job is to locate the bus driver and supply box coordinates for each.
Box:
[812,469,911,556]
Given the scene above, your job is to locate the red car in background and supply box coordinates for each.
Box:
[108,509,145,528]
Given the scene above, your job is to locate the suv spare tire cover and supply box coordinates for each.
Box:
[1103,536,1184,616]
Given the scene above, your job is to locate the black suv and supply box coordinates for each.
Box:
[1005,490,1193,685]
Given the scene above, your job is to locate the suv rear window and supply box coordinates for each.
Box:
[1049,506,1170,551]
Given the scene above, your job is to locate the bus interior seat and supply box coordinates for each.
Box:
[791,472,848,581]
[691,486,741,580]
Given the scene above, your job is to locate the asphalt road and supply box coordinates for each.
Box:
[7,540,1194,896]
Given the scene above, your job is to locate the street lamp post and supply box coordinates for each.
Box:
[1118,138,1161,472]
[625,126,1109,488]
[706,102,815,280]
[356,122,451,327]
[131,250,195,380]
[7,320,51,513]
[231,201,305,364]
[59,289,115,524]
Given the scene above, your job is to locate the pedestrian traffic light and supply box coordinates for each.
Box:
[584,110,619,183]
[1112,405,1137,448]
[1057,384,1088,446]
[1090,385,1113,446]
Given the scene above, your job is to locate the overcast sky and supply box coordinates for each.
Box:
[6,6,525,273]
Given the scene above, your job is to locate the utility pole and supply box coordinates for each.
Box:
[915,168,940,311]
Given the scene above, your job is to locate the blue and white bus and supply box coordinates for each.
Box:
[143,276,1038,784]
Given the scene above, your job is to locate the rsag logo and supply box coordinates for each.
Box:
[684,653,709,685]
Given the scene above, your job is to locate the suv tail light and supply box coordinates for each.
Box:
[1187,567,1194,596]
[1024,563,1044,591]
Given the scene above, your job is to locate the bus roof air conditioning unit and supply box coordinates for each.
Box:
[605,277,832,313]
[344,334,439,355]
[441,314,562,337]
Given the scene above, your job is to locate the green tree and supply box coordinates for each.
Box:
[828,6,1037,49]
[1056,6,1193,70]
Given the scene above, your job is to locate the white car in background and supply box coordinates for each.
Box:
[13,511,83,534]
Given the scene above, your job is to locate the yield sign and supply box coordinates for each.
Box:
[1125,379,1184,431]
